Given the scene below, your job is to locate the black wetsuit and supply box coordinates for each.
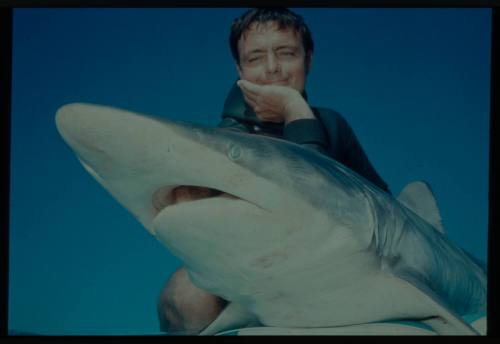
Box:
[217,82,391,194]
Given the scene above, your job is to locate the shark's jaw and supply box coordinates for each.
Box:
[151,185,234,214]
[149,184,265,241]
[78,153,245,217]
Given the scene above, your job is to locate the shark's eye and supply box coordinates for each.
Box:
[227,143,242,161]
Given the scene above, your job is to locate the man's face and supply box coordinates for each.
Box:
[236,21,312,93]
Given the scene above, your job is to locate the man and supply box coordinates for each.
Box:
[157,8,390,335]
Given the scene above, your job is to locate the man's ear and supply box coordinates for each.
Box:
[305,51,313,74]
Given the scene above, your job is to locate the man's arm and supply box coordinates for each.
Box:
[217,116,328,154]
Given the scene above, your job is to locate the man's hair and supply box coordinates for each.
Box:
[229,7,314,64]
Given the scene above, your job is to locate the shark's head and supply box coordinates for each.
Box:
[56,103,375,308]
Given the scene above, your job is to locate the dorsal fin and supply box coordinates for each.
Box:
[397,181,444,233]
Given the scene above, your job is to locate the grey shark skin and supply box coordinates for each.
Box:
[55,103,486,335]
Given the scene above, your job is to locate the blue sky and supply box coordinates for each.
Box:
[9,8,491,335]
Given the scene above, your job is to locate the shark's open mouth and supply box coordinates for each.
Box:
[151,185,238,215]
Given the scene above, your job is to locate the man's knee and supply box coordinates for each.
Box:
[157,267,227,335]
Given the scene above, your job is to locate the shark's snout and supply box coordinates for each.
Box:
[56,102,152,151]
[55,103,188,181]
[55,102,86,127]
[55,103,92,144]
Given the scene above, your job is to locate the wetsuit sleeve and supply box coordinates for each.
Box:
[283,119,328,154]
[217,117,251,133]
[340,119,391,194]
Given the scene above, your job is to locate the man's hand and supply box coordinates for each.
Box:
[237,79,315,124]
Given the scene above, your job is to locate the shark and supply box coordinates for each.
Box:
[55,103,487,335]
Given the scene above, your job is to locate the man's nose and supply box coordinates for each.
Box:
[265,54,280,74]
